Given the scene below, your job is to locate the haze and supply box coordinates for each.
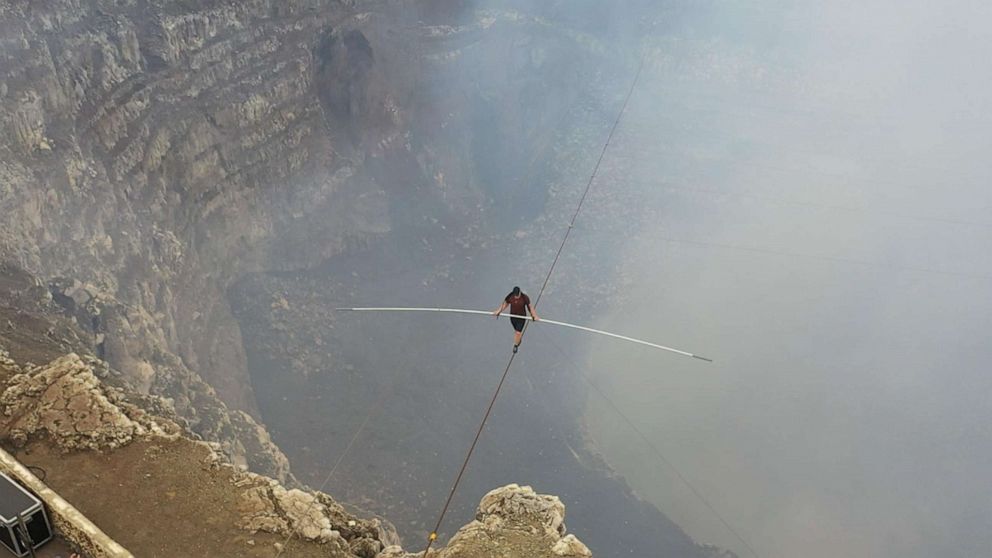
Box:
[575,1,992,557]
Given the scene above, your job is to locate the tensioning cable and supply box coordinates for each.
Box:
[538,326,761,558]
[274,314,409,558]
[422,53,648,555]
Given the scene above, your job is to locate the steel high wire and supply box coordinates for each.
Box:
[422,53,647,555]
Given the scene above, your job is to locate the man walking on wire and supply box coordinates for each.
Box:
[493,286,539,352]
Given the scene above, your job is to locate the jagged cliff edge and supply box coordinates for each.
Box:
[0,348,592,557]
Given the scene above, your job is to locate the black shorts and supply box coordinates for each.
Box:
[511,317,526,332]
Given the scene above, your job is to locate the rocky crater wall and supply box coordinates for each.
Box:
[0,347,594,557]
[0,0,605,482]
[1,1,394,420]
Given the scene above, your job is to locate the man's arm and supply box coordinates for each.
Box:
[493,301,509,316]
[528,304,540,321]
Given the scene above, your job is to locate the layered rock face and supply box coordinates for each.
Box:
[0,0,596,481]
[0,0,416,478]
[2,1,317,473]
[0,1,646,555]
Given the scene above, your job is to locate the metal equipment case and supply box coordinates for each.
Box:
[0,472,53,557]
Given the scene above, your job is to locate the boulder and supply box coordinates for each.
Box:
[0,353,179,450]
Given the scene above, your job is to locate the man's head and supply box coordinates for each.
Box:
[511,286,521,297]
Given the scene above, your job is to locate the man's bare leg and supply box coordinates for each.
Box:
[513,330,523,350]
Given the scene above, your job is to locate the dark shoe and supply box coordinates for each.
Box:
[512,344,519,353]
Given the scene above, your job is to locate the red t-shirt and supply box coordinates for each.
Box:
[505,292,531,316]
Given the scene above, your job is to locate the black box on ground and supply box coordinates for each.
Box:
[0,472,53,557]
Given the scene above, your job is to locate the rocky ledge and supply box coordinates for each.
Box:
[0,349,592,557]
[415,484,592,558]
[1,353,182,450]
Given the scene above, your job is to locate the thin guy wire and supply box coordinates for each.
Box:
[422,53,646,555]
[540,327,762,558]
[276,318,405,557]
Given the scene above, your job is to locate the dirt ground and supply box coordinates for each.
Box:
[9,438,341,558]
[32,537,76,558]
[0,528,76,558]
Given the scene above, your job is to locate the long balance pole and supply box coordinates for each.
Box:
[335,307,712,362]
